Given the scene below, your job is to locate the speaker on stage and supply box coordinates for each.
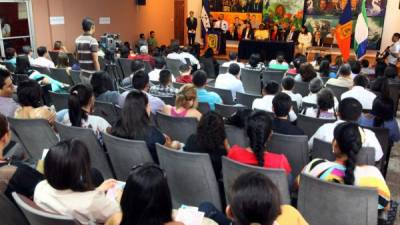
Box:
[137,0,146,5]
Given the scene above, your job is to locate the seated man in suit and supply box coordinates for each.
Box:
[285,25,299,44]
[312,30,324,47]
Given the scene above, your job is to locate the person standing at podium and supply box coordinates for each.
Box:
[214,14,228,55]
[186,11,197,46]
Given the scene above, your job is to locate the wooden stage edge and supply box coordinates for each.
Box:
[203,41,381,67]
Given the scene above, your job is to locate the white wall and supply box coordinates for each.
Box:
[381,0,400,51]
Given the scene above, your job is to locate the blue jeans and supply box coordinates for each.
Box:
[199,202,232,225]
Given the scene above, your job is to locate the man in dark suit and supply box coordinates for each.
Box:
[312,30,324,47]
[249,0,263,12]
[285,25,300,44]
[186,11,198,46]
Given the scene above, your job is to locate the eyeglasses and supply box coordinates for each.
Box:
[130,163,167,178]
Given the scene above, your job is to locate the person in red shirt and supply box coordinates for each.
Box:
[176,64,193,83]
[228,111,292,175]
[132,45,155,68]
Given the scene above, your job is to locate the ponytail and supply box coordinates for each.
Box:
[68,85,93,127]
[246,111,272,167]
[333,122,362,185]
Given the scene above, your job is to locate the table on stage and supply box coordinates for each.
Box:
[238,40,295,63]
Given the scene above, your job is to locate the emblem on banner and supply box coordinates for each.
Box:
[336,22,353,40]
[207,34,219,52]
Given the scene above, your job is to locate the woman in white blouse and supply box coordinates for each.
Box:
[34,139,120,225]
[298,25,312,55]
[58,84,110,136]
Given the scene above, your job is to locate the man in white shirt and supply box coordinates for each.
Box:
[215,63,244,99]
[214,14,228,55]
[167,44,186,64]
[325,64,353,88]
[179,46,201,69]
[149,57,176,82]
[222,52,244,68]
[309,98,383,162]
[252,80,297,122]
[32,46,55,69]
[386,33,400,66]
[341,75,376,110]
[281,76,302,108]
[0,17,11,37]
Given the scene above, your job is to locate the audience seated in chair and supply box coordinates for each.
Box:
[228,111,292,175]
[56,52,72,71]
[309,98,383,162]
[0,113,44,200]
[176,64,193,84]
[32,46,55,70]
[341,75,376,110]
[272,93,305,135]
[34,139,120,224]
[121,60,146,88]
[14,79,56,124]
[111,90,180,163]
[193,70,222,110]
[244,53,264,71]
[281,76,302,108]
[52,40,68,53]
[0,68,18,117]
[4,47,17,66]
[167,44,186,64]
[215,63,244,100]
[120,70,165,114]
[269,54,289,71]
[131,45,155,68]
[326,64,354,88]
[91,71,121,106]
[149,57,176,82]
[359,96,400,143]
[106,163,191,225]
[199,172,308,225]
[303,88,337,120]
[222,52,244,68]
[16,55,68,93]
[253,80,297,122]
[184,112,228,179]
[294,63,317,83]
[149,69,179,97]
[318,60,336,78]
[163,84,202,121]
[180,46,201,70]
[298,122,390,211]
[57,84,110,136]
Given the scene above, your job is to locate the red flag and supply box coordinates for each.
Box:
[335,0,353,62]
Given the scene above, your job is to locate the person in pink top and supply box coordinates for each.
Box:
[228,111,292,175]
[163,84,202,121]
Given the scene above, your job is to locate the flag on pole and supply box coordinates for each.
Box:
[201,0,211,39]
[335,0,353,62]
[354,0,368,59]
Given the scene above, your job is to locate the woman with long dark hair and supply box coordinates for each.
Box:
[184,111,228,178]
[111,90,180,163]
[15,55,68,93]
[227,111,292,175]
[34,139,120,224]
[106,163,183,225]
[299,122,390,210]
[58,84,110,134]
[359,96,400,143]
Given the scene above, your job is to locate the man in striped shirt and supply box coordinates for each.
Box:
[75,17,100,83]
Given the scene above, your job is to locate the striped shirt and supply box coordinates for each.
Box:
[299,158,391,210]
[75,34,99,77]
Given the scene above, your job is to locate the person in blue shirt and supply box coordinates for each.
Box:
[4,47,17,66]
[192,70,222,111]
[359,96,400,143]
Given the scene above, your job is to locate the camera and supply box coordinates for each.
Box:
[99,33,122,63]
